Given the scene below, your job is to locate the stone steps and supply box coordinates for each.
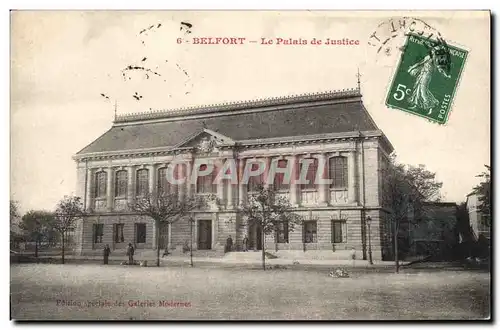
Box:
[223,250,355,261]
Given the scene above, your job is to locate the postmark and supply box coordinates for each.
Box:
[368,17,444,67]
[385,33,468,124]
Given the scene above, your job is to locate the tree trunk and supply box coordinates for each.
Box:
[156,221,160,267]
[302,223,306,252]
[394,221,399,273]
[275,231,278,252]
[61,234,65,265]
[190,219,194,267]
[35,238,39,259]
[262,228,266,270]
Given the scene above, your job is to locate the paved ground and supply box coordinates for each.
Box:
[10,264,490,320]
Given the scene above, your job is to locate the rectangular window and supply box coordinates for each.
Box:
[136,169,149,196]
[300,159,318,190]
[248,162,265,192]
[330,156,348,188]
[273,159,290,191]
[114,224,125,243]
[135,223,146,244]
[332,221,344,243]
[196,164,217,194]
[303,220,317,243]
[276,221,289,243]
[95,171,107,198]
[93,224,104,244]
[115,170,128,197]
[157,167,171,196]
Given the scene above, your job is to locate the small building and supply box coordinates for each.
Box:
[72,88,396,260]
[407,202,458,260]
[466,193,490,240]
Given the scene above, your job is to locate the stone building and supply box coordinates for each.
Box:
[73,88,395,260]
[406,202,458,260]
[467,192,490,240]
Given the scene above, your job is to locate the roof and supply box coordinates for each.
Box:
[76,88,388,156]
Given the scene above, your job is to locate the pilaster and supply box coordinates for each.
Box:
[106,167,114,212]
[348,151,357,204]
[127,166,136,207]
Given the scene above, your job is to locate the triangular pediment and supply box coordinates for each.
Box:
[174,128,235,152]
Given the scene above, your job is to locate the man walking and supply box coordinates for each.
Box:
[126,243,135,265]
[103,244,111,265]
[225,235,233,253]
[243,235,249,252]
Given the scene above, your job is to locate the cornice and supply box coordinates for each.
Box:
[74,130,385,162]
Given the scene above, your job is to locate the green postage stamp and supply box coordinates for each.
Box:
[385,34,468,124]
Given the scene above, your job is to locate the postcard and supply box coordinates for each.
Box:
[10,10,491,320]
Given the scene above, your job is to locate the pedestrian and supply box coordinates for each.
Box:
[126,243,135,265]
[226,235,233,253]
[243,235,249,252]
[162,246,170,258]
[103,244,111,265]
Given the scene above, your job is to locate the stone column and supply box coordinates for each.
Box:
[216,159,225,208]
[85,168,94,211]
[186,160,193,198]
[226,158,234,209]
[149,164,157,205]
[238,158,246,207]
[212,215,217,250]
[127,166,136,207]
[289,155,298,207]
[178,162,186,201]
[106,167,114,212]
[263,157,270,189]
[317,153,329,206]
[348,151,357,204]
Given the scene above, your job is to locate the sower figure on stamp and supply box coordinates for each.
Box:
[103,244,111,265]
[225,235,233,253]
[407,37,451,115]
[243,234,249,252]
[126,243,135,265]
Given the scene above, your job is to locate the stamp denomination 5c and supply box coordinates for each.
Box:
[385,34,468,124]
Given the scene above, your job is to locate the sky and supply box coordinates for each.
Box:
[10,10,490,213]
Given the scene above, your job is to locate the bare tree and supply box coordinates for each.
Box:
[381,157,442,272]
[53,196,85,264]
[129,192,207,267]
[10,200,20,224]
[240,185,303,270]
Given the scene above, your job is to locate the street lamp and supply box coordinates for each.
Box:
[366,216,373,265]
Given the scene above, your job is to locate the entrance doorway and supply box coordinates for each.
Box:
[197,220,212,250]
[249,222,263,250]
[158,222,169,250]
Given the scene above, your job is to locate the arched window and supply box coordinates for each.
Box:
[329,156,348,188]
[115,170,128,197]
[95,171,107,198]
[196,164,216,194]
[300,158,318,190]
[273,159,290,191]
[157,167,170,196]
[136,169,149,196]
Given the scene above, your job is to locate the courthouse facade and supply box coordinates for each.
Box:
[73,88,395,260]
